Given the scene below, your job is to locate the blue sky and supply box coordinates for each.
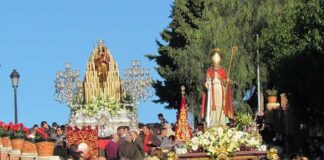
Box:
[0,0,177,127]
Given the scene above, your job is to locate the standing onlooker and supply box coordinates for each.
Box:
[54,126,67,159]
[118,134,136,160]
[53,126,66,146]
[117,126,125,145]
[41,121,50,135]
[105,134,119,160]
[123,126,130,135]
[140,125,161,155]
[157,128,169,149]
[32,124,39,131]
[157,113,168,127]
[130,130,145,160]
[117,126,124,137]
[50,122,59,138]
[118,126,129,146]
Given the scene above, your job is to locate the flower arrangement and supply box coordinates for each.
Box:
[234,113,254,131]
[0,122,29,138]
[10,123,29,138]
[266,88,278,96]
[82,94,120,117]
[180,126,265,157]
[0,121,11,137]
[35,128,49,141]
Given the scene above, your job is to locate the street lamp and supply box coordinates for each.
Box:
[10,69,20,124]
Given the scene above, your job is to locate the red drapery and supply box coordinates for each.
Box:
[66,126,98,158]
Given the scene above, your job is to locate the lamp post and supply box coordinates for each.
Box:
[10,69,20,124]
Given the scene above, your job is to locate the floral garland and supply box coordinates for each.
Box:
[178,126,266,157]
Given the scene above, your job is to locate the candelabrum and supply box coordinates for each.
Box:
[121,60,153,106]
[54,63,83,107]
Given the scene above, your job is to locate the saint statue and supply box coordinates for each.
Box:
[94,46,109,88]
[204,48,234,127]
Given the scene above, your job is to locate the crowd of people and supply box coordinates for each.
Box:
[27,112,324,160]
[103,113,182,160]
[27,113,176,160]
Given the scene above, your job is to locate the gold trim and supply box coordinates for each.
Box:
[267,148,280,160]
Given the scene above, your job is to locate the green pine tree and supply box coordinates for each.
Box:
[148,0,288,119]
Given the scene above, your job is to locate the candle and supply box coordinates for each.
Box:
[65,63,71,69]
[132,60,135,67]
[201,93,206,118]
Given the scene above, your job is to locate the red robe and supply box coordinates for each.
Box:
[201,67,234,119]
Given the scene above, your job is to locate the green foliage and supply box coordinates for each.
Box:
[260,0,324,123]
[266,88,278,96]
[234,113,254,131]
[148,0,287,118]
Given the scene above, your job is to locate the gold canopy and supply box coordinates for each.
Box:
[83,40,121,103]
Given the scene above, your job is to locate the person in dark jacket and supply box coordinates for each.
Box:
[118,134,136,160]
[130,130,145,159]
[53,126,67,159]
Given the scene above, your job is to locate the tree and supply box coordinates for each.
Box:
[260,0,324,133]
[148,0,288,119]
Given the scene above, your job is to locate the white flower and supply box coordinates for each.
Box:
[192,144,199,151]
[176,148,188,155]
[217,127,224,137]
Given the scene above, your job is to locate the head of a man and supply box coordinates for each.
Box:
[112,134,119,142]
[123,126,130,135]
[158,113,164,121]
[125,134,132,143]
[142,125,151,135]
[56,126,64,136]
[117,126,124,136]
[77,142,90,158]
[33,124,39,130]
[130,130,138,141]
[41,121,48,129]
[52,122,58,130]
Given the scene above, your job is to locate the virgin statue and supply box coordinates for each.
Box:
[94,46,109,88]
[203,48,234,127]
